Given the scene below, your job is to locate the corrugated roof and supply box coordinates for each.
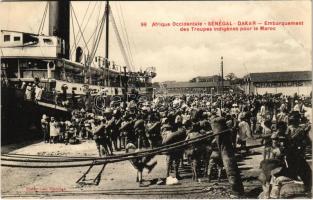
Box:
[165,81,230,88]
[244,71,312,82]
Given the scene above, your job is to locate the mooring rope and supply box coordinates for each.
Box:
[1,129,229,168]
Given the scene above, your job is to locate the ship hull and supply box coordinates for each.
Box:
[1,85,153,144]
[1,86,71,144]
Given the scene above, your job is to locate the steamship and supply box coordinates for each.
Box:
[0,1,156,143]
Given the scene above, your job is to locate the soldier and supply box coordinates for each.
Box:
[146,113,161,148]
[134,113,147,149]
[250,99,260,135]
[210,117,244,197]
[108,109,120,151]
[293,100,304,113]
[59,120,66,142]
[162,120,186,180]
[78,114,88,139]
[185,122,203,181]
[71,116,81,138]
[85,119,95,140]
[93,118,110,156]
[113,109,122,150]
[230,104,240,118]
[268,121,288,159]
[41,114,50,143]
[261,119,273,160]
[120,113,136,149]
[229,114,239,149]
[276,108,288,124]
[199,117,214,177]
[284,111,312,192]
[64,122,75,145]
[103,108,115,152]
[207,137,224,182]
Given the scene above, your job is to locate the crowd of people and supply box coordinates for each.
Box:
[40,92,312,198]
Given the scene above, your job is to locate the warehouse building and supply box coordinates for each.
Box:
[242,71,312,96]
[162,80,231,95]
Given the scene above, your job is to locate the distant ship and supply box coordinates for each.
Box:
[0,0,156,143]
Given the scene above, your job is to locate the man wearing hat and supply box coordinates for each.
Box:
[105,108,116,149]
[185,122,205,181]
[230,104,240,117]
[146,113,161,148]
[276,107,289,124]
[41,114,50,143]
[112,109,122,150]
[64,122,75,145]
[268,121,288,159]
[120,113,136,149]
[206,137,224,183]
[134,113,147,149]
[85,119,95,140]
[261,119,273,159]
[284,111,312,192]
[293,100,304,113]
[103,108,114,154]
[94,117,114,156]
[162,117,186,180]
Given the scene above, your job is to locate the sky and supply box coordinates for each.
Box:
[0,1,312,82]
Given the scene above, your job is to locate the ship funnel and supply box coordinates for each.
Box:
[75,47,83,63]
[49,0,70,59]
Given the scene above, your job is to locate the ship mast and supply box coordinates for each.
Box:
[48,0,70,59]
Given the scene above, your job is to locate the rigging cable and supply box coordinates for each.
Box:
[69,1,91,56]
[118,3,135,70]
[70,2,98,57]
[84,2,104,66]
[110,8,132,71]
[70,7,77,60]
[92,2,104,51]
[77,1,99,56]
[37,2,48,35]
[89,12,105,62]
[115,3,134,70]
[114,3,133,70]
[70,2,91,56]
[88,13,106,66]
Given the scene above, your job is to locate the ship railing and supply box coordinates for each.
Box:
[39,91,85,111]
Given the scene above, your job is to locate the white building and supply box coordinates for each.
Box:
[242,71,312,96]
